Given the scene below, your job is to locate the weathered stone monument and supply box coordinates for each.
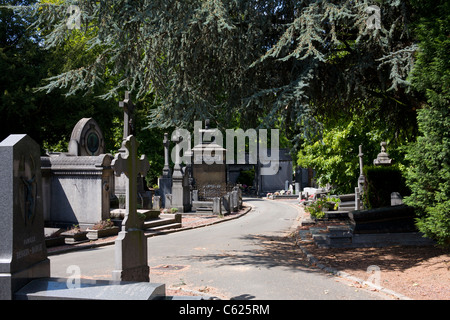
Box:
[41,118,114,228]
[355,144,366,210]
[158,133,172,208]
[68,118,105,156]
[373,141,393,166]
[0,135,50,300]
[115,92,152,209]
[169,132,191,212]
[111,135,150,282]
[191,120,227,198]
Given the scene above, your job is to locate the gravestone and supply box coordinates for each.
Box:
[357,145,366,193]
[0,135,50,300]
[115,92,152,209]
[355,145,366,210]
[41,118,114,228]
[158,133,172,208]
[191,120,227,198]
[170,134,191,212]
[68,118,105,156]
[111,135,150,282]
[373,141,393,166]
[391,192,403,206]
[212,197,222,215]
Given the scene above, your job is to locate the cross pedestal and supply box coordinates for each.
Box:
[111,135,150,282]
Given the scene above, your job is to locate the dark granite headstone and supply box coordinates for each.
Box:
[0,135,50,300]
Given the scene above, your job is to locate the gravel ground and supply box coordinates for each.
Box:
[294,205,450,300]
[301,243,449,300]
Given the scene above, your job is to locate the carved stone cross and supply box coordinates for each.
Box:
[111,135,150,282]
[112,135,149,230]
[162,133,171,177]
[119,91,136,140]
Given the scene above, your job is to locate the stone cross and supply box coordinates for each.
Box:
[162,133,171,177]
[111,135,150,282]
[112,135,149,230]
[357,145,366,198]
[171,134,183,173]
[358,145,364,176]
[119,91,136,140]
[357,145,366,210]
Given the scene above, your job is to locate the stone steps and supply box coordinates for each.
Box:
[110,209,182,232]
[143,213,181,231]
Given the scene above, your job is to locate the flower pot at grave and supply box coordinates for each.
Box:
[61,230,88,244]
[86,226,119,240]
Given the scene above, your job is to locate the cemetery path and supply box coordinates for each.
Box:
[49,199,389,300]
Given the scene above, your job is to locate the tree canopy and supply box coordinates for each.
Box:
[14,0,420,138]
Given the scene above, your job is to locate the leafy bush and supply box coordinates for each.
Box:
[306,199,327,219]
[403,0,450,247]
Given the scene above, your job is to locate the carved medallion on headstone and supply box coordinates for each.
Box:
[68,118,105,156]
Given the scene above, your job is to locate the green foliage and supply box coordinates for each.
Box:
[305,199,327,219]
[403,0,450,246]
[10,0,420,147]
[297,114,399,194]
[0,0,122,152]
[363,165,409,209]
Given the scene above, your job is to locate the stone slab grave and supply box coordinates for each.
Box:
[41,118,114,229]
[15,278,165,300]
[303,205,434,248]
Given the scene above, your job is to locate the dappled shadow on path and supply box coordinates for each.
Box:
[184,233,321,273]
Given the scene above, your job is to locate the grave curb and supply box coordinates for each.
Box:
[145,203,254,237]
[47,203,254,256]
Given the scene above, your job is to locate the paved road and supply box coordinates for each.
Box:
[50,198,388,300]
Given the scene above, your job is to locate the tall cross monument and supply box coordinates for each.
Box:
[119,91,136,141]
[111,135,150,282]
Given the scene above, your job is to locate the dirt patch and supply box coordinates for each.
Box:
[301,243,449,300]
[294,205,450,300]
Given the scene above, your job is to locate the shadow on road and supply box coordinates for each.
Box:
[183,233,322,274]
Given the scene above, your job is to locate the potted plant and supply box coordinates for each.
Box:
[86,219,119,240]
[61,225,88,244]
